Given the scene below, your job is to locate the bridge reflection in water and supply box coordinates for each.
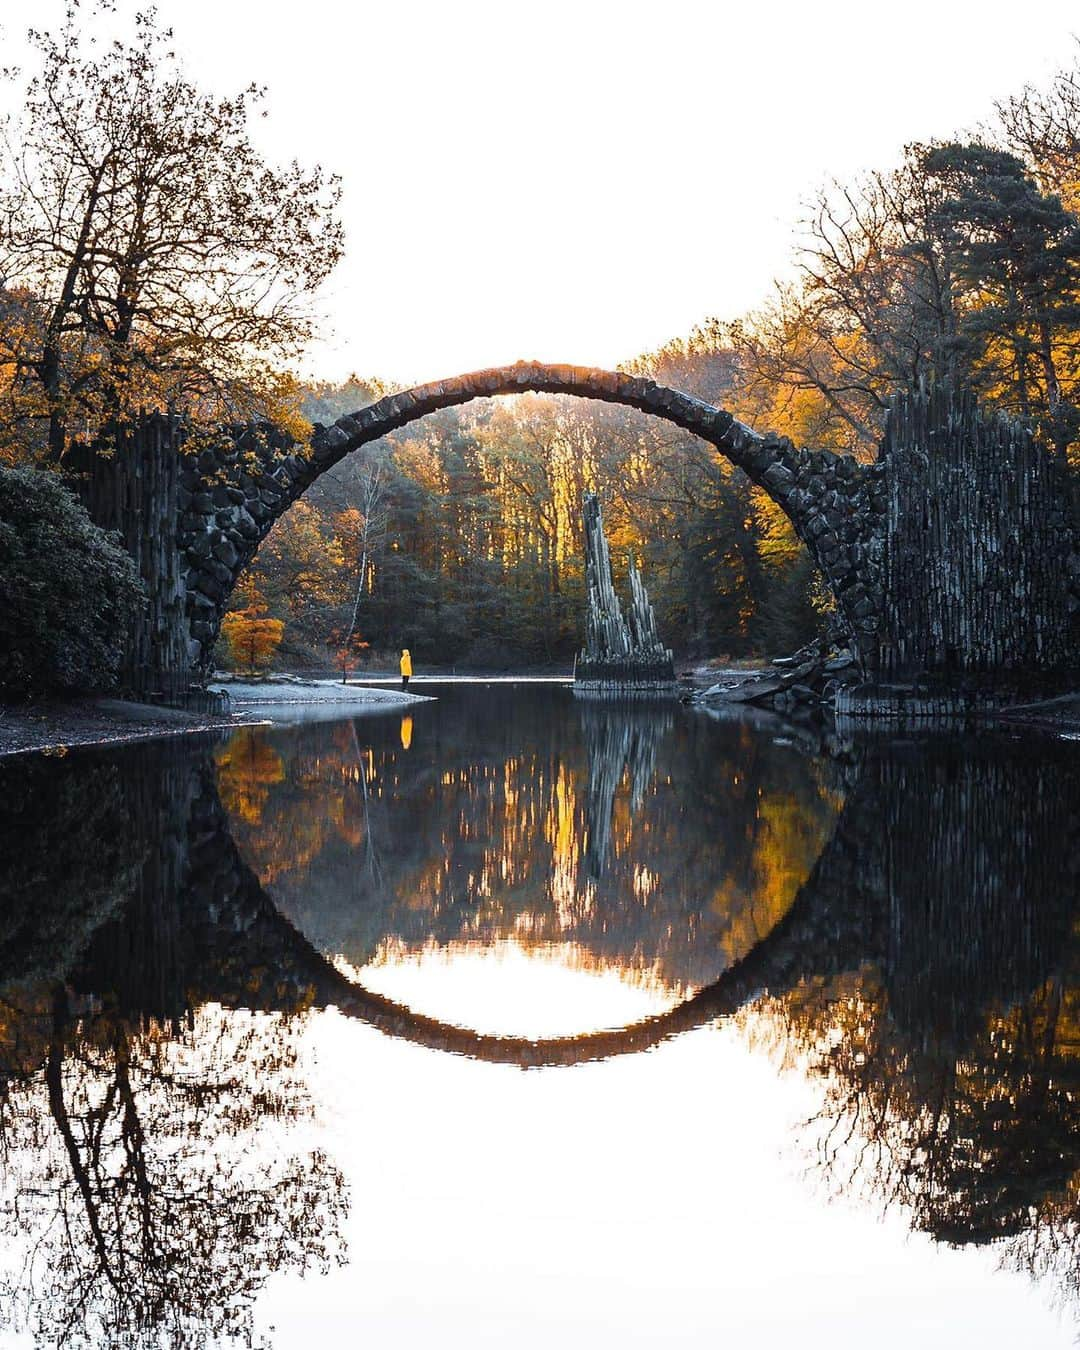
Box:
[0,689,1076,1343]
[216,688,842,1013]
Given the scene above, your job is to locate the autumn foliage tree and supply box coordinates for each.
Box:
[923,142,1080,455]
[726,63,1080,470]
[0,1,342,462]
[220,582,283,675]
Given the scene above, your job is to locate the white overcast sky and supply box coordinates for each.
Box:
[1,0,1078,383]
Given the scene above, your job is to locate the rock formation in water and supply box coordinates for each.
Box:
[575,492,675,692]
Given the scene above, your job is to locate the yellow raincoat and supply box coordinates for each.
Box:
[400,649,412,678]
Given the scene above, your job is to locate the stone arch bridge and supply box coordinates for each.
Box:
[175,362,886,674]
[3,731,1076,1069]
[93,362,1074,698]
[44,735,1078,1070]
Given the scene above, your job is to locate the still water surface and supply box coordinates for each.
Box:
[0,682,1078,1346]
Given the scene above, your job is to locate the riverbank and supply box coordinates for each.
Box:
[0,678,428,757]
[0,697,243,758]
[693,673,1080,738]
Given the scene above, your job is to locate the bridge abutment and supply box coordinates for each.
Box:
[74,415,197,701]
[874,385,1077,680]
[838,387,1078,716]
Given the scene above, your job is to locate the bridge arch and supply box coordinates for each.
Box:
[56,732,1080,1071]
[177,362,884,670]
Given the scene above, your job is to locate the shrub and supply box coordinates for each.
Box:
[0,467,143,696]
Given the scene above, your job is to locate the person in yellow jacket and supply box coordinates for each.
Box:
[400,648,412,689]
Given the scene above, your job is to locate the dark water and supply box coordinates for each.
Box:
[0,682,1078,1347]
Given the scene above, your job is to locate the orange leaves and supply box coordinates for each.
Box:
[0,4,342,458]
[221,599,284,675]
[214,727,286,827]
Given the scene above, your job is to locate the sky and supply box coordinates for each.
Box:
[1,0,1078,384]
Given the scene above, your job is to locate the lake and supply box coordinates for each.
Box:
[0,681,1077,1347]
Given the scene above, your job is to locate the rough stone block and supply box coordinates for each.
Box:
[196,573,224,601]
[233,510,259,539]
[188,589,216,612]
[213,538,238,568]
[805,515,827,541]
[762,462,796,490]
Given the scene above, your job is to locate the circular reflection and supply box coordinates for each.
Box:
[217,683,842,1042]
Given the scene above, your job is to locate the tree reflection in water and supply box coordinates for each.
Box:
[0,749,346,1349]
[0,756,145,985]
[744,738,1080,1308]
[219,687,844,993]
[0,991,346,1348]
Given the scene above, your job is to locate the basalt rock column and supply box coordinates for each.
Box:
[835,384,1079,717]
[579,701,672,878]
[575,492,676,694]
[874,384,1078,681]
[75,415,194,700]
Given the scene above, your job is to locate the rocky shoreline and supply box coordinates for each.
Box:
[687,642,1080,737]
[0,697,245,758]
[0,677,428,758]
[4,669,1076,760]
